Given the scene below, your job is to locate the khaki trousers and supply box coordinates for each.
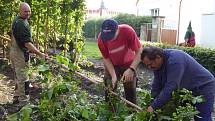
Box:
[10,36,29,99]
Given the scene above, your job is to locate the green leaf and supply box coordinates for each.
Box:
[55,55,70,66]
[7,113,18,121]
[21,104,33,121]
[66,83,72,91]
[38,65,49,72]
[124,114,133,121]
[48,88,54,99]
[81,109,89,119]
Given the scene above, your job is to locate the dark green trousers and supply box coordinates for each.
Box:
[104,66,137,104]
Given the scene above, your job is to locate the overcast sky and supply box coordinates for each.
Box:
[85,0,137,14]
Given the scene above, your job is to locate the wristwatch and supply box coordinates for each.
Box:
[129,67,136,73]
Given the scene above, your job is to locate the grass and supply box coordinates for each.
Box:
[83,40,102,60]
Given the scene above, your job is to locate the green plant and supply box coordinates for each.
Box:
[7,104,33,121]
[155,89,203,121]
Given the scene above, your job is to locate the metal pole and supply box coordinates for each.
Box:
[177,0,183,45]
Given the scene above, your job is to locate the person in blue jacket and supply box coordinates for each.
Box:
[140,46,215,121]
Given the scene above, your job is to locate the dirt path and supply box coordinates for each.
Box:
[0,60,14,105]
[86,58,154,89]
[0,75,14,104]
[0,59,42,120]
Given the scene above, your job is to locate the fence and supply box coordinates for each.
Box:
[160,29,177,45]
[141,23,177,45]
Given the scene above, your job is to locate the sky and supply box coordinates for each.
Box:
[86,0,215,15]
[85,0,137,14]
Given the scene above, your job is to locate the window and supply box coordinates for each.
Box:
[151,8,160,16]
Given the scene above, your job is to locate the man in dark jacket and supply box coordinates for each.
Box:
[141,46,215,121]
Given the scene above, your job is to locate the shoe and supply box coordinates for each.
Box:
[25,81,30,95]
[12,95,30,104]
[12,96,19,104]
[30,83,40,89]
[18,95,30,102]
[18,99,29,107]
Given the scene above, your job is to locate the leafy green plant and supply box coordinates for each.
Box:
[7,104,33,121]
[155,89,203,121]
[172,104,199,121]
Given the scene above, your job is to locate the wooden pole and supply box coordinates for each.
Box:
[109,90,143,112]
[177,0,183,45]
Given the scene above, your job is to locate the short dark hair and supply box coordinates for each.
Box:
[141,46,164,60]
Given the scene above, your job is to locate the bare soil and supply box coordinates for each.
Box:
[0,57,153,120]
[0,59,42,121]
[2,58,214,120]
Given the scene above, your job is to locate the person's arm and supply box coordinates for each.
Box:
[122,26,142,81]
[150,63,185,111]
[14,20,47,59]
[151,71,162,98]
[123,46,142,81]
[24,42,46,58]
[130,46,143,69]
[103,58,117,88]
[97,35,117,88]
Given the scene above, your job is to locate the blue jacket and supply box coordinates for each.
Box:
[151,49,215,110]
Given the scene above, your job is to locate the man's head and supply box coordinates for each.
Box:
[141,46,164,71]
[101,19,118,42]
[19,2,31,19]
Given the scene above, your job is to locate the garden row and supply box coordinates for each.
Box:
[5,53,203,121]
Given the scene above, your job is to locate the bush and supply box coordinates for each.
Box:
[83,14,152,39]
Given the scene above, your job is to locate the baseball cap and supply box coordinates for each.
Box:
[101,19,118,42]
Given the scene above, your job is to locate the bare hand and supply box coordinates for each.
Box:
[39,53,48,60]
[123,68,135,82]
[147,106,154,113]
[112,76,117,90]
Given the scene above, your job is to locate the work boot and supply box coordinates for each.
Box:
[12,95,30,104]
[25,81,30,95]
[17,96,30,107]
[12,96,19,104]
[18,95,30,102]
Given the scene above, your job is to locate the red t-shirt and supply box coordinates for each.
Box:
[98,24,141,68]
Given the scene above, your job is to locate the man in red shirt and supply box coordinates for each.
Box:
[98,19,142,104]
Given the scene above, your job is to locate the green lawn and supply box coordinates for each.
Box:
[83,40,102,59]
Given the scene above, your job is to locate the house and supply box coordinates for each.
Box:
[200,1,215,48]
[85,0,128,20]
[136,0,214,47]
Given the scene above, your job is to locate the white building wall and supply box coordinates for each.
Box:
[200,14,215,48]
[137,0,214,46]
